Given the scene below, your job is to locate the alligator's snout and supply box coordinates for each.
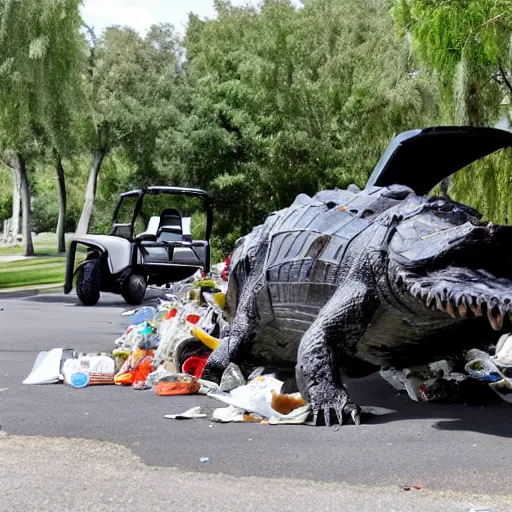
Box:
[394,266,512,331]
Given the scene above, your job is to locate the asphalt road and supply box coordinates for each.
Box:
[1,292,512,511]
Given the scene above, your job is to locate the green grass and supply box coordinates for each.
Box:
[0,232,75,256]
[0,244,60,256]
[0,257,67,289]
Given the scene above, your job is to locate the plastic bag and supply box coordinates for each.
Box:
[208,375,284,419]
[209,376,310,424]
[63,355,115,386]
[114,347,154,386]
[122,307,156,325]
[154,373,200,396]
[219,363,246,392]
[23,349,76,385]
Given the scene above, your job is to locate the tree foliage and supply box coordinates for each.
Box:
[156,0,438,253]
[394,0,512,223]
[1,0,512,261]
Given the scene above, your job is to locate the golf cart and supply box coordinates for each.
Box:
[64,186,213,306]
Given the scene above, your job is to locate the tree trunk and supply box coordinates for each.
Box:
[17,154,34,256]
[56,155,67,253]
[11,166,21,237]
[76,149,107,235]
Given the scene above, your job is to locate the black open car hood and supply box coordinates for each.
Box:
[365,126,512,195]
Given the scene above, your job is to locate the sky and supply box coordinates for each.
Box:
[81,0,255,36]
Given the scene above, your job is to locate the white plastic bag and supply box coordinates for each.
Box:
[23,348,64,385]
[62,355,115,386]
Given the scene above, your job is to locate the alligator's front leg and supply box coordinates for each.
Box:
[203,254,266,382]
[296,281,379,426]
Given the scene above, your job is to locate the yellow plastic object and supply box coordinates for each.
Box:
[213,292,226,310]
[193,326,220,350]
[197,279,216,289]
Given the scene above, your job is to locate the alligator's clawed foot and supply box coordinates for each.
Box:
[202,336,237,384]
[307,387,361,427]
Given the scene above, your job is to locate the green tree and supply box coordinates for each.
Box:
[76,24,183,234]
[0,0,85,254]
[160,0,437,254]
[395,0,512,215]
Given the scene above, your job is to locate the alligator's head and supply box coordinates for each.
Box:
[387,195,512,345]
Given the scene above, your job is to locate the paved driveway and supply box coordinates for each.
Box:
[1,293,511,511]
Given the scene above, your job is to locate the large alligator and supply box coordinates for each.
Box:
[203,126,512,426]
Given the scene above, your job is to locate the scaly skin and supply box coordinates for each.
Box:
[205,185,512,426]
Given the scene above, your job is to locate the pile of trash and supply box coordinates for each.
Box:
[380,332,512,404]
[23,265,311,425]
[23,261,512,423]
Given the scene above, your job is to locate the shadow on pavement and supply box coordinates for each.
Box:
[350,374,512,438]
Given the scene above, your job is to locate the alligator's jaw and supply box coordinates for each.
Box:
[394,266,512,331]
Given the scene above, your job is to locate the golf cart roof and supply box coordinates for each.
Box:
[365,126,512,195]
[120,186,213,204]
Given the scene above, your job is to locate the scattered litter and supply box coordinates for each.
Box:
[199,457,209,463]
[63,355,115,387]
[70,372,89,388]
[0,388,7,392]
[155,373,200,396]
[247,367,265,380]
[209,375,310,424]
[197,379,220,395]
[465,348,512,403]
[403,485,422,491]
[469,508,492,512]
[219,363,246,392]
[23,348,74,385]
[212,405,262,423]
[164,406,207,420]
[23,265,512,428]
[122,306,155,325]
[115,348,154,386]
[182,354,208,378]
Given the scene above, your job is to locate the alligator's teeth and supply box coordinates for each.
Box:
[446,302,457,318]
[471,300,483,317]
[426,293,435,308]
[488,309,504,331]
[458,296,468,318]
[436,295,445,312]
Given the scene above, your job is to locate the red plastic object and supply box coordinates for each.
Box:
[164,309,177,320]
[182,355,209,378]
[221,253,231,281]
[155,379,200,396]
[186,314,200,325]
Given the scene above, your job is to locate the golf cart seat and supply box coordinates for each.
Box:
[157,208,183,242]
[138,209,206,266]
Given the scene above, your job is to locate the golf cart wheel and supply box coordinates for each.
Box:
[175,338,211,373]
[76,259,101,306]
[121,273,147,305]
